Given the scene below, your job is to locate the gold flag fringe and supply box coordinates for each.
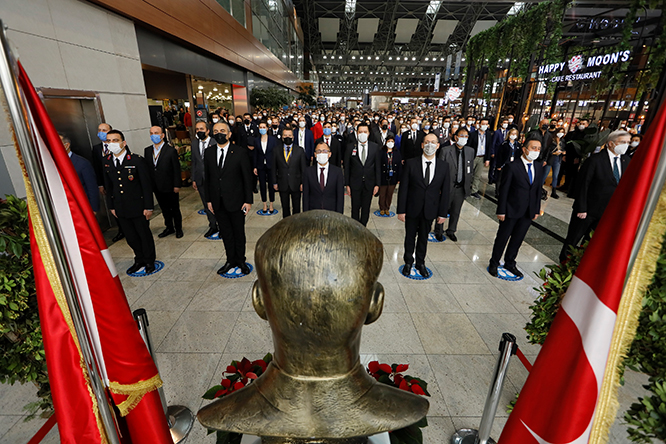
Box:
[589,182,666,444]
[109,373,163,417]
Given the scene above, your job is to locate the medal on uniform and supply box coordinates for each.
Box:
[128,174,134,181]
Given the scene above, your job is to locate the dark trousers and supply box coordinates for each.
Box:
[435,184,465,236]
[490,215,532,269]
[215,205,246,266]
[350,186,373,226]
[279,189,301,217]
[488,157,497,184]
[559,212,600,262]
[257,168,275,203]
[197,186,217,230]
[378,184,396,211]
[118,216,155,266]
[404,211,432,266]
[154,190,182,230]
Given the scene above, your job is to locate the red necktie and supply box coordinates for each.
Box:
[320,168,325,190]
[326,137,329,145]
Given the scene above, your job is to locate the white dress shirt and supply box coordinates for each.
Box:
[217,142,230,168]
[521,155,534,181]
[607,147,622,178]
[299,130,305,147]
[113,149,128,166]
[421,155,436,183]
[199,137,210,158]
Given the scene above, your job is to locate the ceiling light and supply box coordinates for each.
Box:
[425,57,429,61]
[412,57,416,61]
[323,55,327,59]
[198,85,204,90]
[339,56,342,59]
[389,56,393,60]
[352,56,356,59]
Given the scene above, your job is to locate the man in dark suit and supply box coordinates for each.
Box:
[61,133,99,213]
[144,126,183,238]
[344,123,381,227]
[91,122,125,242]
[490,117,510,184]
[303,142,345,213]
[103,130,156,274]
[314,121,342,167]
[295,115,315,165]
[371,118,395,147]
[254,120,278,213]
[488,136,544,278]
[192,120,218,237]
[271,128,307,218]
[205,121,253,276]
[397,133,450,278]
[235,112,259,193]
[468,117,493,198]
[401,117,425,161]
[434,129,474,242]
[559,130,631,262]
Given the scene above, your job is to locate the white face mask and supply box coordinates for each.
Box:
[358,133,369,143]
[386,142,395,149]
[578,125,586,131]
[388,118,394,122]
[613,143,629,156]
[456,137,468,147]
[452,125,459,132]
[267,120,272,125]
[299,121,306,128]
[374,116,379,121]
[467,121,474,126]
[411,123,419,131]
[557,132,565,138]
[401,127,409,133]
[630,141,640,148]
[501,123,508,129]
[509,134,518,141]
[526,150,539,161]
[316,153,329,165]
[108,142,123,155]
[508,118,514,123]
[423,142,438,156]
[480,124,488,131]
[331,127,337,133]
[320,116,326,121]
[443,122,450,128]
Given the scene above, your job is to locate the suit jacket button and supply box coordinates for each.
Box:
[120,191,124,194]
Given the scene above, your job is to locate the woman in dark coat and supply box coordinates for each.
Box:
[378,136,402,215]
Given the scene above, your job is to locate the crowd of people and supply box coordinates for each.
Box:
[65,104,642,279]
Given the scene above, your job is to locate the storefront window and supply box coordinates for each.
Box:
[216,0,245,27]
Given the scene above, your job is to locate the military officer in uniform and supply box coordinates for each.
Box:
[103,130,157,274]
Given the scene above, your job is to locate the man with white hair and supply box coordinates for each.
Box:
[559,130,631,262]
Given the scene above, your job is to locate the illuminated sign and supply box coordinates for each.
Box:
[538,50,631,83]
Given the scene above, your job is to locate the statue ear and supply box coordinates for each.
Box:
[365,282,385,325]
[252,280,267,320]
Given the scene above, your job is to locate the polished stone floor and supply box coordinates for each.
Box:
[0,175,649,444]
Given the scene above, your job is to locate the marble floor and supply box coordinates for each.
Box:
[0,176,649,444]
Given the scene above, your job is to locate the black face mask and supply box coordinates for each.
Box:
[283,137,293,145]
[213,133,228,144]
[541,124,549,130]
[244,119,251,125]
[382,124,388,130]
[549,124,556,130]
[196,131,207,140]
[272,124,278,129]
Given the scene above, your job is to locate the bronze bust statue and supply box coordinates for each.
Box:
[198,210,429,442]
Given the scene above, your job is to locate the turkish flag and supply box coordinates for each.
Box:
[17,62,171,443]
[499,103,666,442]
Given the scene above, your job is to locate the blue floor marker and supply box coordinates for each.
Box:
[198,209,206,215]
[488,266,524,281]
[428,232,446,243]
[127,260,164,277]
[373,210,396,218]
[219,263,254,279]
[256,209,279,216]
[205,232,222,240]
[398,264,432,280]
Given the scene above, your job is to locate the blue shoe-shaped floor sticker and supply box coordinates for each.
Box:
[398,265,432,281]
[373,210,396,218]
[220,262,254,279]
[198,209,206,215]
[256,209,279,216]
[488,266,524,281]
[428,232,446,243]
[127,261,164,277]
[205,232,222,240]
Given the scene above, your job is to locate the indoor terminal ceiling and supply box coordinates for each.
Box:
[293,0,647,95]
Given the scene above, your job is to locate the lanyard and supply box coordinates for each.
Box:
[153,147,162,165]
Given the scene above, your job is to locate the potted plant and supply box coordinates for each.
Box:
[179,150,192,185]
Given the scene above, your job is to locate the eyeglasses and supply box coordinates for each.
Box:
[314,150,330,154]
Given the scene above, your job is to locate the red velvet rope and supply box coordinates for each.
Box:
[26,414,56,444]
[516,346,533,372]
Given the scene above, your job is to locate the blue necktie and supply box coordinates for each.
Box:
[527,163,533,184]
[613,157,620,184]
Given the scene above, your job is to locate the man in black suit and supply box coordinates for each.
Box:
[559,130,631,262]
[488,136,544,278]
[397,133,450,278]
[344,123,381,226]
[303,142,345,213]
[401,117,425,161]
[272,128,307,218]
[468,117,493,198]
[192,120,218,237]
[103,130,156,274]
[205,121,253,276]
[144,126,183,238]
[314,121,342,167]
[61,133,99,213]
[371,118,395,147]
[91,122,125,242]
[234,112,259,193]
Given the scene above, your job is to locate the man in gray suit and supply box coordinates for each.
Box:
[434,128,474,242]
[192,120,218,237]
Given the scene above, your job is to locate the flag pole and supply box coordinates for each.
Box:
[0,21,122,444]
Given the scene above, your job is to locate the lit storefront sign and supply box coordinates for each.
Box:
[537,50,631,83]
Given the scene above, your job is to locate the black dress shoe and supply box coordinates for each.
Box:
[435,233,444,242]
[402,263,412,276]
[144,263,156,274]
[158,228,175,238]
[488,264,498,277]
[415,264,430,278]
[446,232,458,242]
[504,265,523,278]
[239,263,251,275]
[112,232,125,242]
[217,262,233,275]
[471,192,481,199]
[175,229,184,239]
[127,263,142,274]
[551,191,560,199]
[204,228,218,238]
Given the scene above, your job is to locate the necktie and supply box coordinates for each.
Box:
[200,141,205,158]
[425,161,431,185]
[325,137,329,146]
[320,167,325,190]
[103,143,109,156]
[115,158,120,168]
[285,146,291,162]
[457,149,463,183]
[361,144,367,165]
[412,131,416,140]
[527,163,533,184]
[218,148,224,170]
[613,157,620,183]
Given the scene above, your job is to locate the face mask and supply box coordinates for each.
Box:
[229,117,235,123]
[401,127,408,133]
[456,137,468,147]
[213,133,228,144]
[424,125,430,130]
[411,123,419,131]
[388,118,394,122]
[299,121,306,128]
[423,142,438,156]
[526,150,539,161]
[541,124,549,130]
[358,133,369,143]
[212,118,220,123]
[501,123,508,129]
[381,124,388,130]
[272,124,278,129]
[432,125,438,129]
[150,134,162,144]
[399,120,404,124]
[557,132,565,138]
[461,122,466,127]
[549,124,556,130]
[259,128,267,135]
[630,141,640,148]
[283,137,293,145]
[452,125,459,132]
[374,116,379,121]
[244,119,251,125]
[468,121,474,126]
[97,131,107,142]
[320,116,326,121]
[323,128,332,136]
[443,122,450,128]
[386,142,395,149]
[266,120,272,126]
[613,143,629,156]
[228,119,234,125]
[578,125,586,131]
[508,118,514,123]
[108,142,122,155]
[262,113,267,117]
[480,125,488,131]
[316,153,329,165]
[196,131,207,140]
[331,127,337,134]
[509,134,518,141]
